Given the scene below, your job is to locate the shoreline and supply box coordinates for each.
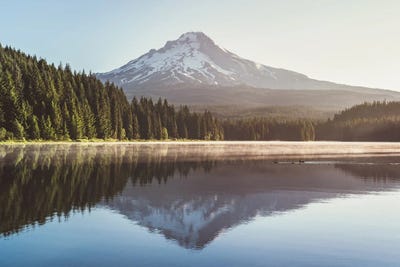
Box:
[1,141,400,158]
[1,140,400,144]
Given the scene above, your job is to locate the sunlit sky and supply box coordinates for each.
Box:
[1,0,399,90]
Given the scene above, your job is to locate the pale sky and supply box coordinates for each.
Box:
[1,0,399,90]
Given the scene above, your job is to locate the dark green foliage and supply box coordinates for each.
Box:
[27,115,40,139]
[161,127,168,140]
[315,101,400,141]
[0,45,223,141]
[0,128,6,141]
[190,105,334,120]
[222,101,400,141]
[131,97,223,140]
[222,118,315,141]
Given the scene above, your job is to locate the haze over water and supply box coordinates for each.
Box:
[1,143,400,266]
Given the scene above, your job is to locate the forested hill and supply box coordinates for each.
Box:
[332,101,400,121]
[0,45,223,141]
[223,101,400,141]
[316,101,400,141]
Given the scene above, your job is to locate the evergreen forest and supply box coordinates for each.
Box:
[0,45,223,141]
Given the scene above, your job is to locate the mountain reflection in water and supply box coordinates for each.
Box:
[0,144,399,249]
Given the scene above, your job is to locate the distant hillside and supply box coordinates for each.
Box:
[222,101,400,141]
[316,101,400,141]
[190,105,334,120]
[142,85,400,111]
[332,101,400,121]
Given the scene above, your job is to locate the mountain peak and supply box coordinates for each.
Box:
[177,31,214,44]
[162,31,216,52]
[178,31,205,40]
[96,32,348,100]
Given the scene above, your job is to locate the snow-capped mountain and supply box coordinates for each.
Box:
[97,32,313,89]
[97,32,400,107]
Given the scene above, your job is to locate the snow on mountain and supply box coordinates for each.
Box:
[97,32,311,90]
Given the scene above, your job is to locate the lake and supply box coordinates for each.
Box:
[1,142,400,266]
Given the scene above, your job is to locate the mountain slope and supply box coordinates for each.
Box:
[97,32,400,108]
[98,32,314,89]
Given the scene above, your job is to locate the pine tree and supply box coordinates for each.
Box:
[132,114,140,139]
[27,115,40,140]
[40,116,56,140]
[161,127,168,140]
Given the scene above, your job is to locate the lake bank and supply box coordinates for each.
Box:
[1,141,400,159]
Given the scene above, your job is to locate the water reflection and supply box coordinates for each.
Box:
[105,161,400,249]
[0,144,400,250]
[0,144,219,236]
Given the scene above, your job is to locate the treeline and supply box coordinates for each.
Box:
[0,44,223,141]
[316,101,400,141]
[222,118,315,141]
[223,101,400,141]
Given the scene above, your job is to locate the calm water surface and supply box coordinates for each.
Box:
[0,143,400,266]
